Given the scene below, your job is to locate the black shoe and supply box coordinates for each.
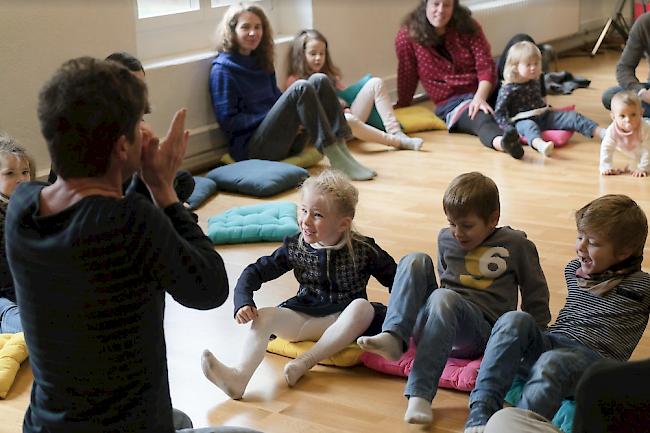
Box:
[173,170,195,203]
[501,127,524,160]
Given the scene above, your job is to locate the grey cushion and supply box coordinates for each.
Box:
[186,176,217,210]
[206,159,309,197]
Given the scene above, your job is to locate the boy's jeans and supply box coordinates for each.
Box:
[469,311,603,421]
[382,253,492,401]
[0,297,21,333]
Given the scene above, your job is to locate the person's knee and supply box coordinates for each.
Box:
[308,72,329,86]
[365,76,384,92]
[493,311,535,335]
[426,288,463,316]
[398,252,435,277]
[250,307,281,332]
[344,112,362,125]
[289,78,315,96]
[346,298,375,321]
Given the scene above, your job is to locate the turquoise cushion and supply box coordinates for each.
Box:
[506,378,575,433]
[186,176,218,210]
[206,159,309,197]
[207,201,299,244]
[337,74,385,131]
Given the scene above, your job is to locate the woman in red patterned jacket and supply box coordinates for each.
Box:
[396,0,529,159]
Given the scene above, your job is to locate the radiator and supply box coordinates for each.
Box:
[467,0,581,55]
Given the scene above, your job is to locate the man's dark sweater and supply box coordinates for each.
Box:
[6,182,228,433]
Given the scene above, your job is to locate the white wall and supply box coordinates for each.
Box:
[0,0,136,177]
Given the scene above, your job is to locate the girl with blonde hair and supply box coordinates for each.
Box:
[494,40,604,157]
[202,169,396,398]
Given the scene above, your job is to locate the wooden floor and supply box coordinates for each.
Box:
[4,49,650,433]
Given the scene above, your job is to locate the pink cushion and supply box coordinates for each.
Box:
[360,338,482,392]
[519,105,575,148]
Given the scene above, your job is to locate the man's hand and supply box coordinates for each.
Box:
[141,108,189,208]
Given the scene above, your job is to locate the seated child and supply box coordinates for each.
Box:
[0,132,31,333]
[286,29,423,151]
[465,194,650,433]
[600,90,650,177]
[357,172,551,425]
[201,169,397,399]
[494,41,605,157]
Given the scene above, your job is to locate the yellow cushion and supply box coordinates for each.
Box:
[0,332,28,399]
[266,337,362,367]
[395,106,446,132]
[220,146,323,168]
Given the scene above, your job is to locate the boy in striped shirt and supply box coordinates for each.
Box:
[464,194,650,433]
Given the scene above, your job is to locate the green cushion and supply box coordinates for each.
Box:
[506,377,575,433]
[207,201,299,244]
[337,74,385,131]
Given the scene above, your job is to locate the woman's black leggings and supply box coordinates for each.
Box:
[453,110,503,149]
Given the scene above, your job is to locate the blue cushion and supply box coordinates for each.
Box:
[186,176,218,210]
[206,159,309,197]
[506,378,575,433]
[207,201,299,244]
[337,74,385,131]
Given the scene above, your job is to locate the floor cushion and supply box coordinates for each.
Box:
[0,332,28,399]
[266,337,363,367]
[186,176,218,210]
[207,201,299,244]
[220,146,323,168]
[505,377,575,433]
[337,74,385,131]
[360,338,482,392]
[519,106,576,148]
[206,160,309,197]
[394,106,447,133]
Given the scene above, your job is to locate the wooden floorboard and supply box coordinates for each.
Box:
[3,49,649,433]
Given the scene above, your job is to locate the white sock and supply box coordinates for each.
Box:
[356,331,403,361]
[395,131,423,151]
[283,354,316,387]
[404,396,433,424]
[201,349,248,400]
[532,139,554,157]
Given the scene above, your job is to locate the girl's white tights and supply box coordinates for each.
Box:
[202,298,375,399]
[347,77,423,150]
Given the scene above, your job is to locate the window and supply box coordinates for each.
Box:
[137,0,199,19]
[135,0,308,61]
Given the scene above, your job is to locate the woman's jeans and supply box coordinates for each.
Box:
[247,73,351,160]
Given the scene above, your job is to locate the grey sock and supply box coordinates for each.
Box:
[323,142,375,181]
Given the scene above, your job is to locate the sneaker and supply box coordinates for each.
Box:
[501,127,524,159]
[464,402,493,433]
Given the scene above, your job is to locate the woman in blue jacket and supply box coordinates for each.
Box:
[210,3,375,180]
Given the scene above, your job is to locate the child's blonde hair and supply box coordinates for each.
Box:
[503,41,542,84]
[214,2,275,72]
[575,194,648,257]
[299,169,372,261]
[611,90,642,113]
[0,132,29,168]
[287,29,341,82]
[443,172,500,223]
